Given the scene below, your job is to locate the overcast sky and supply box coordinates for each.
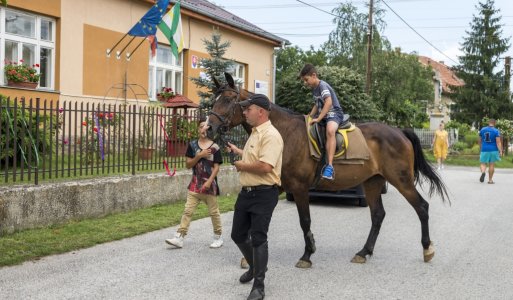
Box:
[210,0,513,67]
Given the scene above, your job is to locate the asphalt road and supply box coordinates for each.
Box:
[1,166,512,300]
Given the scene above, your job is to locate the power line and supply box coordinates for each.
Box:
[380,0,459,65]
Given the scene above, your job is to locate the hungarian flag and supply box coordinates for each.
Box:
[158,2,184,59]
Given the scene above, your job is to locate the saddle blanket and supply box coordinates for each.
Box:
[305,116,370,164]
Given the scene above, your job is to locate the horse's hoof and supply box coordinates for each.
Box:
[295,260,312,268]
[351,255,367,264]
[423,242,435,262]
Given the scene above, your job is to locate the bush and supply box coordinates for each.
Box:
[463,134,479,148]
[452,141,467,152]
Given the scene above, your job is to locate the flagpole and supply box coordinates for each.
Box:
[126,38,147,60]
[116,36,136,59]
[106,33,129,57]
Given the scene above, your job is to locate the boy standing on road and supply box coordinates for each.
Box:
[165,119,224,248]
[299,63,345,180]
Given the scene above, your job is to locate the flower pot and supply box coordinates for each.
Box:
[7,80,38,89]
[166,140,188,157]
[138,147,154,160]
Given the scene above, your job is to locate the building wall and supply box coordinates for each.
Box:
[58,0,277,104]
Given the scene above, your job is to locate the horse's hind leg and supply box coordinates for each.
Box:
[292,192,316,268]
[394,182,434,262]
[352,177,386,264]
[413,192,434,262]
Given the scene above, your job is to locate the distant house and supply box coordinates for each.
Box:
[0,0,287,105]
[418,56,464,129]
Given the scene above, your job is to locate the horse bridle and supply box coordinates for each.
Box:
[208,86,241,134]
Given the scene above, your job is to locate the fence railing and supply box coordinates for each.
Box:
[413,128,458,149]
[1,97,248,185]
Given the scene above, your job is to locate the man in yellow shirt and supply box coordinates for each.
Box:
[226,94,283,300]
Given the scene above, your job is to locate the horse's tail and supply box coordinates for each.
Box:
[402,129,450,203]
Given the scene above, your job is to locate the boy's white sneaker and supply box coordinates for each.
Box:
[165,233,184,248]
[209,234,224,248]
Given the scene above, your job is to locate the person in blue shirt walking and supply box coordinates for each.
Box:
[478,119,503,184]
[299,64,344,180]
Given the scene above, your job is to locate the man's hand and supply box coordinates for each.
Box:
[226,142,241,155]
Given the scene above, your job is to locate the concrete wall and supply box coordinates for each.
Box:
[0,166,241,234]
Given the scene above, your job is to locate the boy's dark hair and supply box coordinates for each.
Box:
[299,63,317,78]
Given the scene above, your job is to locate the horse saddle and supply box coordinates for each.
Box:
[305,115,370,163]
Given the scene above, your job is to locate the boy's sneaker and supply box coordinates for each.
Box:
[209,234,224,248]
[322,165,334,180]
[165,233,184,248]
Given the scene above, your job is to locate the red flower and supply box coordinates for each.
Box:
[82,121,87,126]
[19,59,24,63]
[34,64,40,68]
[93,127,98,133]
[98,113,104,118]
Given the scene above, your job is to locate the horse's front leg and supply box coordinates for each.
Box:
[292,192,316,268]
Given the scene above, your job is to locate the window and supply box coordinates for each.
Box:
[226,62,245,87]
[1,8,56,89]
[148,45,183,100]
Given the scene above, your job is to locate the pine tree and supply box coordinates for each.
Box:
[451,0,511,126]
[189,32,234,110]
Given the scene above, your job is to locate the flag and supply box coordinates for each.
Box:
[128,0,170,37]
[158,2,184,59]
[147,35,158,57]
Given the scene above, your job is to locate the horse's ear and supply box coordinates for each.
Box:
[224,72,235,89]
[213,76,221,89]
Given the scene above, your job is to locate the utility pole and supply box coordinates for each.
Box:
[505,56,511,99]
[366,0,374,95]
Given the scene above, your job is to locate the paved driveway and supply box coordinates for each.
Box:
[1,166,512,299]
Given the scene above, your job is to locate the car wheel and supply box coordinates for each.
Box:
[286,193,294,202]
[358,197,368,207]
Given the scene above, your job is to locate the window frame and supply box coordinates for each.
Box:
[148,44,183,101]
[0,8,56,90]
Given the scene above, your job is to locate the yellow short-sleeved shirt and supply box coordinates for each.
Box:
[240,120,283,187]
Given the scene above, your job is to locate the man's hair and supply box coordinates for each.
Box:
[198,116,207,125]
[299,63,317,77]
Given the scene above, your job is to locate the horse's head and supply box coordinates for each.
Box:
[206,73,247,141]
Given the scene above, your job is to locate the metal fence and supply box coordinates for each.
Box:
[0,97,248,185]
[413,128,458,149]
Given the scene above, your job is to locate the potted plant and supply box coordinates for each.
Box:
[138,116,155,160]
[165,117,199,156]
[156,86,175,102]
[4,59,40,89]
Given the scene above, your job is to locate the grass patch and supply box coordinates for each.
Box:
[0,195,237,267]
[423,151,513,168]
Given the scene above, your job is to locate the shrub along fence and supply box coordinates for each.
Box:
[0,97,248,185]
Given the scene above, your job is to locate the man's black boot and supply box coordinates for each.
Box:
[247,241,268,300]
[236,241,254,283]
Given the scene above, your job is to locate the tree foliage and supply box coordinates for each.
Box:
[450,0,512,126]
[189,32,234,110]
[276,65,380,121]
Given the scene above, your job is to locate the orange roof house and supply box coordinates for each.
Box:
[418,56,464,128]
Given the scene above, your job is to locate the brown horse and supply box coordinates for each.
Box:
[207,73,449,268]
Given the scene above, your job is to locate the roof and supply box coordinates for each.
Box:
[161,94,199,108]
[418,56,464,93]
[174,0,288,46]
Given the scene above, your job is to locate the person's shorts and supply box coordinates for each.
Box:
[480,151,501,163]
[320,111,344,126]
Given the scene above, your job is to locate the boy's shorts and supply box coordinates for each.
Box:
[480,151,501,163]
[320,111,344,126]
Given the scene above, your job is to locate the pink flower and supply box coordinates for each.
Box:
[58,108,64,113]
[63,139,69,145]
